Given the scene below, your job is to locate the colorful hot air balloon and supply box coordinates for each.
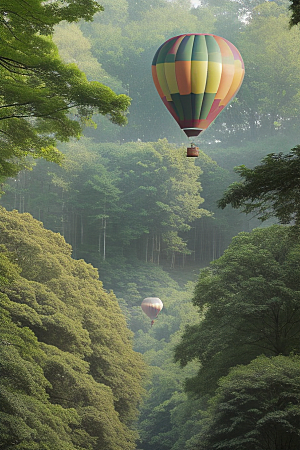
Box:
[141,297,163,326]
[152,34,245,155]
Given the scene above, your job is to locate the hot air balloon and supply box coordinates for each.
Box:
[152,34,245,156]
[141,297,163,326]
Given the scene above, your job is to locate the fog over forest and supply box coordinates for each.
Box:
[1,1,300,450]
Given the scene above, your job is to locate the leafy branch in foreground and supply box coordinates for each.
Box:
[0,0,130,177]
[289,0,300,26]
[217,145,300,225]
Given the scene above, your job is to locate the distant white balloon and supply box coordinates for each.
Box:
[141,297,163,325]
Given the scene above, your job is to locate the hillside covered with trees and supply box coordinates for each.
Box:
[0,208,145,449]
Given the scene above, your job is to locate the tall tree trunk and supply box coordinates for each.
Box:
[171,251,175,269]
[145,235,148,262]
[14,182,17,209]
[80,214,84,245]
[103,217,106,261]
[151,235,154,262]
[98,219,101,254]
[73,212,77,258]
[212,226,216,261]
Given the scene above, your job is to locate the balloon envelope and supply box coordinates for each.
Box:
[152,33,245,137]
[141,297,163,320]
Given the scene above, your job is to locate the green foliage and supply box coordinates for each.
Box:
[1,139,211,268]
[196,355,300,450]
[175,225,300,395]
[0,305,81,450]
[53,22,124,92]
[0,0,130,177]
[218,145,300,225]
[106,140,208,250]
[0,207,146,449]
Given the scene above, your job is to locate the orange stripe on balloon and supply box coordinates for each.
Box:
[176,60,191,95]
[198,118,211,129]
[214,37,235,102]
[221,61,244,106]
[215,63,235,101]
[223,38,245,69]
[152,66,165,98]
[215,35,232,58]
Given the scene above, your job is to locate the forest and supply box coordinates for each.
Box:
[1,0,300,449]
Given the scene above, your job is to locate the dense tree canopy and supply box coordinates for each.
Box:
[0,139,213,269]
[196,355,300,450]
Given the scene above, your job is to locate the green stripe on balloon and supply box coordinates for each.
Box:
[156,39,175,64]
[170,93,185,121]
[192,93,204,120]
[192,34,208,62]
[180,94,193,121]
[205,35,222,63]
[200,93,216,119]
[175,35,194,61]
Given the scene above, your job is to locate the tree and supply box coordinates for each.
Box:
[0,315,83,450]
[191,0,245,43]
[217,145,300,225]
[195,355,300,450]
[289,0,300,26]
[0,0,130,177]
[0,207,146,449]
[174,225,300,395]
[102,140,208,264]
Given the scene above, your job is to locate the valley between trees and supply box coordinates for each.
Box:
[1,1,300,449]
